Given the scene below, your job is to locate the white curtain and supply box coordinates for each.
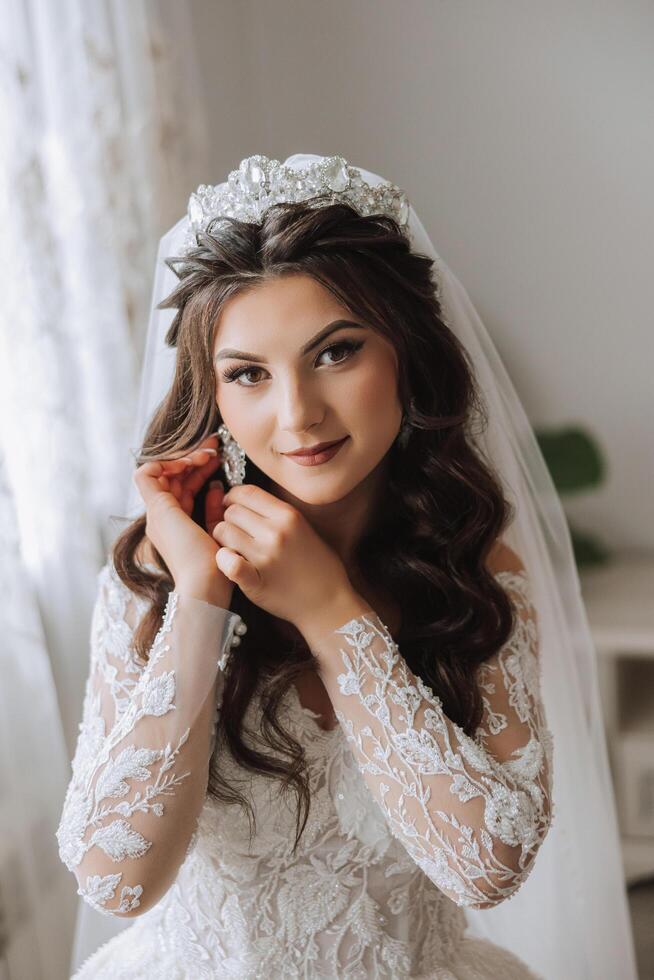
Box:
[0,1,209,975]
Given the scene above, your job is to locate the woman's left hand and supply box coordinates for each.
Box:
[213,484,353,628]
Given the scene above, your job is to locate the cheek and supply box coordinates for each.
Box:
[347,357,400,426]
[215,383,244,426]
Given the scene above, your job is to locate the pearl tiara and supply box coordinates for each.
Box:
[180,154,412,255]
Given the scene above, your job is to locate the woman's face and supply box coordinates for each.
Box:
[213,273,403,506]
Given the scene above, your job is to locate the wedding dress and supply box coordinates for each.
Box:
[56,552,551,979]
[56,152,638,978]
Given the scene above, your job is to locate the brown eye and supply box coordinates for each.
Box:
[319,341,362,366]
[221,365,264,386]
[220,339,364,389]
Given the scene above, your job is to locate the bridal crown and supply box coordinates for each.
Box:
[180,154,412,255]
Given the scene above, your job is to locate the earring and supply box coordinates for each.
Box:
[396,416,412,449]
[217,423,246,486]
[396,398,416,450]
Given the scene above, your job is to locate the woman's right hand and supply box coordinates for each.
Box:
[132,433,234,604]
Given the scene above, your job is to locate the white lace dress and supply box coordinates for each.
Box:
[56,558,553,979]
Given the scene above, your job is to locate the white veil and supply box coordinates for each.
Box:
[72,153,638,979]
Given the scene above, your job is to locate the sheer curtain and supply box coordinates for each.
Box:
[0,1,209,975]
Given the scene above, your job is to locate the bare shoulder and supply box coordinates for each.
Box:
[484,538,526,576]
[485,539,536,622]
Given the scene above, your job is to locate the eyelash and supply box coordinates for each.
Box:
[220,339,365,388]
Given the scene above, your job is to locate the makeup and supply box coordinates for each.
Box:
[284,436,349,466]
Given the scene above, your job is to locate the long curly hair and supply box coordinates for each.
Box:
[111,197,517,854]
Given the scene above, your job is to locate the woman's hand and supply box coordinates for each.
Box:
[213,483,352,628]
[132,433,233,601]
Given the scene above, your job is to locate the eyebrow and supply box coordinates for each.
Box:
[214,319,366,364]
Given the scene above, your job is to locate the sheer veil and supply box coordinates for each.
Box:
[73,153,638,979]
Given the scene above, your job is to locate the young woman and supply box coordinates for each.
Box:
[56,155,632,979]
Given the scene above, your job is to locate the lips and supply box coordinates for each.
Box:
[284,437,347,457]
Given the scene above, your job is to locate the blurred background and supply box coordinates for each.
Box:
[0,1,652,977]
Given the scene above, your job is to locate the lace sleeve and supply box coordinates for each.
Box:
[320,567,554,910]
[55,560,244,918]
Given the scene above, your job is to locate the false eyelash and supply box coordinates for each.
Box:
[220,339,365,387]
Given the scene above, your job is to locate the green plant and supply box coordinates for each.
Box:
[534,425,611,568]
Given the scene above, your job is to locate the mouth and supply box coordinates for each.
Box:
[283,436,349,467]
[283,437,348,457]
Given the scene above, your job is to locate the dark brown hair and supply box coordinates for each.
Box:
[111,197,516,853]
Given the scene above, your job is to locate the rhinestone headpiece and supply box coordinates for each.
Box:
[180,154,412,254]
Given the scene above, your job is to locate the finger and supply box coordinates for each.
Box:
[181,433,220,452]
[213,518,258,562]
[134,453,219,509]
[159,457,192,474]
[134,461,173,507]
[181,487,195,515]
[222,483,289,521]
[169,448,220,488]
[215,547,239,580]
[145,437,222,504]
[197,433,220,452]
[161,445,219,474]
[161,457,222,522]
[184,444,220,466]
[221,500,267,541]
[215,546,246,581]
[159,458,221,508]
[181,453,223,495]
[215,548,260,594]
[205,481,225,532]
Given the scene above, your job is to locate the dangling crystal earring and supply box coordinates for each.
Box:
[396,398,415,450]
[217,423,246,486]
[396,415,411,449]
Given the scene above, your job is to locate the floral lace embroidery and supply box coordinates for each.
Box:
[56,561,239,917]
[330,568,554,909]
[59,563,549,979]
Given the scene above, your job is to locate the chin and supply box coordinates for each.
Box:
[287,480,351,504]
[265,467,355,505]
[300,487,351,505]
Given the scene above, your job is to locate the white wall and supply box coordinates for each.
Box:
[191,0,654,551]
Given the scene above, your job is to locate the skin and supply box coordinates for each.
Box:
[138,271,512,726]
[212,273,404,574]
[139,273,406,726]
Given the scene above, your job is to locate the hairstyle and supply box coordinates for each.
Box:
[111,197,516,853]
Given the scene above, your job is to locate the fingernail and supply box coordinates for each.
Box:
[209,479,224,492]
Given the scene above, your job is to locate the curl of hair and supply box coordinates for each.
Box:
[111,199,516,855]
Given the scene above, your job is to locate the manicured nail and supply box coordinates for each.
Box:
[209,479,224,492]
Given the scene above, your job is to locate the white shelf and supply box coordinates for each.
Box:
[579,553,654,657]
[579,553,654,884]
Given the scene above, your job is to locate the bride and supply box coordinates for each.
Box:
[56,153,637,978]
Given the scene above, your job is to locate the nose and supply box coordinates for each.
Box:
[277,382,325,435]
